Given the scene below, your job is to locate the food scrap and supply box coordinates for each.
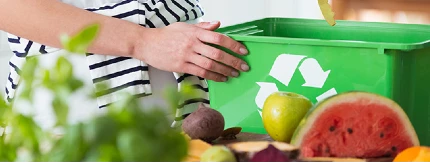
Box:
[318,0,336,26]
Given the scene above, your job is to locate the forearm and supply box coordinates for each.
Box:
[0,0,147,57]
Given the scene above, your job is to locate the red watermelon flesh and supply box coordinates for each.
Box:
[291,92,419,159]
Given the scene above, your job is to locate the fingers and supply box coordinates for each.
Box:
[194,21,221,31]
[183,63,227,82]
[196,29,248,56]
[194,43,249,72]
[189,53,239,78]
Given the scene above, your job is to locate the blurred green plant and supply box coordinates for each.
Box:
[0,23,194,162]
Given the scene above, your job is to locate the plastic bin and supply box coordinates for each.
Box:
[207,17,430,146]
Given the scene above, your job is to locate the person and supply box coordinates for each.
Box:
[0,0,249,131]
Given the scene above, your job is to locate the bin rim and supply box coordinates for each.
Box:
[217,17,430,52]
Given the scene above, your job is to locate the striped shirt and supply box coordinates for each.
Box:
[4,0,209,128]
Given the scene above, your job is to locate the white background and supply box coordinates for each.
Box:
[0,0,323,93]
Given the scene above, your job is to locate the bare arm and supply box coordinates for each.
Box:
[0,0,250,82]
[0,0,145,57]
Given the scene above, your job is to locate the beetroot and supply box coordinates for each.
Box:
[181,104,225,143]
[226,141,299,162]
[250,144,291,162]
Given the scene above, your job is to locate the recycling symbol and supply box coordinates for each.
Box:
[255,54,338,117]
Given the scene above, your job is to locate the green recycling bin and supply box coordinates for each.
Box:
[207,17,430,146]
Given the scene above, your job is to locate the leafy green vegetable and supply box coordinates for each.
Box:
[0,23,192,162]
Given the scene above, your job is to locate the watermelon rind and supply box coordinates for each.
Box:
[290,91,420,149]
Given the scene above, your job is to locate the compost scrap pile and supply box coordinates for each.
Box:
[0,0,425,162]
[179,1,430,162]
[180,91,428,162]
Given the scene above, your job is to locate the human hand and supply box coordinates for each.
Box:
[133,21,249,82]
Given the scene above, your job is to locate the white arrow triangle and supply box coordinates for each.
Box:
[255,82,279,110]
[257,109,263,118]
[269,54,306,87]
[316,88,337,102]
[299,58,331,88]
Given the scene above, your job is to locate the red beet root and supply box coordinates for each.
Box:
[250,144,291,162]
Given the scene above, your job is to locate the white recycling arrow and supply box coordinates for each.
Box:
[255,82,279,117]
[316,88,337,102]
[269,54,306,87]
[257,109,262,118]
[254,53,338,119]
[299,58,331,88]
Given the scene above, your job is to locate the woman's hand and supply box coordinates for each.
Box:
[134,21,250,82]
[0,0,249,82]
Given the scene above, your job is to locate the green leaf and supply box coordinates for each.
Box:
[41,69,52,88]
[52,94,69,127]
[54,56,74,84]
[84,144,122,162]
[159,130,188,162]
[5,114,44,161]
[61,24,100,54]
[83,116,118,145]
[181,83,199,98]
[0,135,17,161]
[116,129,150,162]
[48,123,87,162]
[68,78,84,92]
[21,57,39,82]
[0,94,11,126]
[19,57,40,101]
[134,109,188,162]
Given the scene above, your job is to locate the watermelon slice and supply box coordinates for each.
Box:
[291,91,419,159]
